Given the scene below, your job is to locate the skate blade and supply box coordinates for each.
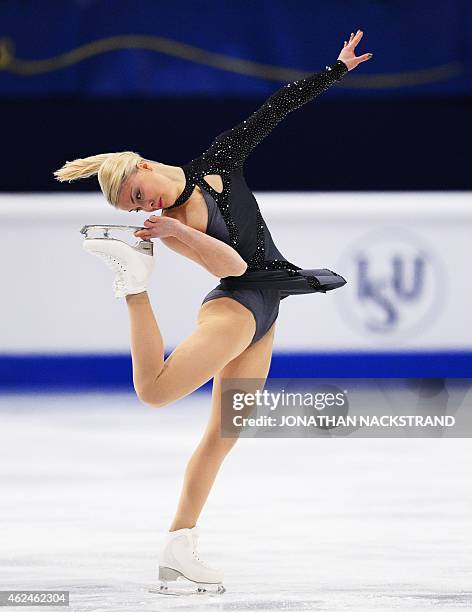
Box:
[149,581,226,597]
[80,225,153,255]
[80,224,152,242]
[153,566,226,597]
[80,224,145,236]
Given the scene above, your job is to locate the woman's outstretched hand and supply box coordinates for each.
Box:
[337,30,372,71]
[134,215,181,240]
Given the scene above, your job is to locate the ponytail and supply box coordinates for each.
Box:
[53,153,111,182]
[53,151,142,206]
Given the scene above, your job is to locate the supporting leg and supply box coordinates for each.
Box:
[169,320,277,531]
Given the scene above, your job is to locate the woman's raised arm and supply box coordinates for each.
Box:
[201,30,372,171]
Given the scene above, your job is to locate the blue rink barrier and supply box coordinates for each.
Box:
[0,352,471,392]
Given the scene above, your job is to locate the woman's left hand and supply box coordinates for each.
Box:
[134,215,181,240]
[337,30,373,71]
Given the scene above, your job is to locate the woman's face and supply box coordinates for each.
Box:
[116,160,176,214]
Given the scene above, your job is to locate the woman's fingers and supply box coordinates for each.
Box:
[144,218,158,227]
[347,30,363,49]
[354,31,364,49]
[143,216,158,226]
[338,30,371,71]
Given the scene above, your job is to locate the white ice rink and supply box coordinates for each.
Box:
[1,392,471,611]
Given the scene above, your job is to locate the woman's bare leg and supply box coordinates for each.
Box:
[125,292,256,407]
[168,319,277,531]
[126,291,165,394]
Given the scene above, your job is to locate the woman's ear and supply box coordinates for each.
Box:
[137,159,153,171]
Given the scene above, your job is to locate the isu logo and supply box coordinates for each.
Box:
[337,227,445,339]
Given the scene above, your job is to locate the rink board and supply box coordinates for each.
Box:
[0,192,471,387]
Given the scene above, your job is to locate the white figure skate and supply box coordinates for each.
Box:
[150,527,226,596]
[80,225,154,298]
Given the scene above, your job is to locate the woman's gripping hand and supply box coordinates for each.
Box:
[337,30,373,71]
[134,215,181,240]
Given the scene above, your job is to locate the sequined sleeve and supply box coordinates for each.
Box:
[202,59,348,171]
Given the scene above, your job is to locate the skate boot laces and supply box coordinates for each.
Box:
[191,532,215,570]
[94,252,128,293]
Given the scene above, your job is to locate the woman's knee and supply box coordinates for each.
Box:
[135,384,163,408]
[135,373,170,408]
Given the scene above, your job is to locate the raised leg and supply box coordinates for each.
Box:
[168,319,277,531]
[126,292,257,407]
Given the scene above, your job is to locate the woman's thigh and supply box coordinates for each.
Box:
[141,297,256,407]
[202,319,277,444]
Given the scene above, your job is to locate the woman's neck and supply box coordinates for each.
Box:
[154,162,201,209]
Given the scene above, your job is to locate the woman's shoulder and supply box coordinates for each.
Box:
[161,185,208,233]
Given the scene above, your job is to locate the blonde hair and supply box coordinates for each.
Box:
[53,151,142,206]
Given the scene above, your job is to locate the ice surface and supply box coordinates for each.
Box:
[0,392,471,611]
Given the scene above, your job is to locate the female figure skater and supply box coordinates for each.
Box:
[55,31,372,595]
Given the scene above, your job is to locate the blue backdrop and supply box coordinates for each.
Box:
[0,0,470,97]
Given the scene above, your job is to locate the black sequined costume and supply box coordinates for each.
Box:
[166,59,349,345]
